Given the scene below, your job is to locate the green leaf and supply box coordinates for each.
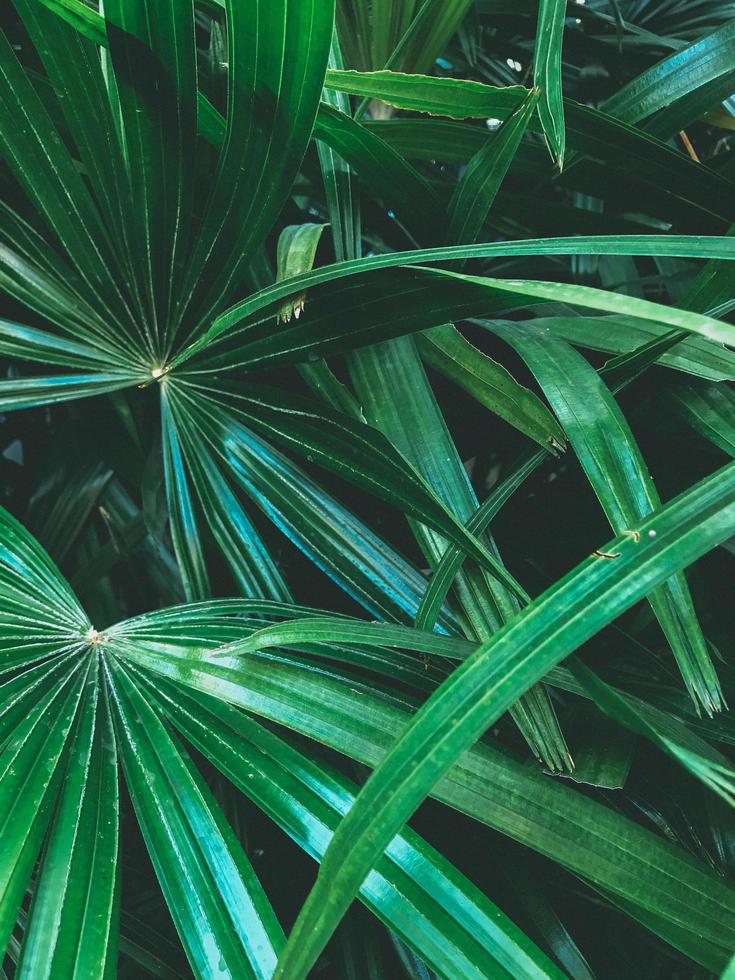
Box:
[276,223,329,323]
[223,615,475,661]
[0,373,146,413]
[0,24,135,342]
[348,336,569,771]
[183,265,734,385]
[11,0,134,287]
[178,0,335,330]
[28,459,112,564]
[116,602,735,970]
[313,104,446,241]
[533,314,735,382]
[0,320,118,372]
[323,69,528,119]
[568,657,735,806]
[668,378,735,458]
[160,392,211,601]
[415,449,546,631]
[185,235,735,361]
[273,458,735,977]
[16,668,119,980]
[162,390,291,602]
[561,706,634,790]
[183,400,457,627]
[102,0,198,350]
[533,0,567,167]
[0,659,89,953]
[34,0,106,46]
[447,90,539,246]
[143,673,564,980]
[364,110,735,227]
[381,0,474,75]
[496,861,595,980]
[319,33,361,265]
[418,324,565,450]
[0,503,90,639]
[33,4,735,231]
[105,657,285,979]
[275,222,363,419]
[484,319,723,713]
[206,383,530,602]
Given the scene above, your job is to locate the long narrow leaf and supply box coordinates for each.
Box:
[485,318,723,713]
[274,459,735,977]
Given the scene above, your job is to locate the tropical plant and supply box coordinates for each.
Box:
[2,0,735,977]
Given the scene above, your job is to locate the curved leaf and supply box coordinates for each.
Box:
[274,459,735,977]
[485,318,723,713]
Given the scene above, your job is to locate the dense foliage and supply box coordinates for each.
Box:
[2,0,735,977]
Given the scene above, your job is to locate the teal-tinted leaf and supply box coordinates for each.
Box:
[16,668,119,980]
[160,392,211,601]
[0,659,89,953]
[0,373,143,413]
[176,381,528,601]
[162,391,291,602]
[190,407,458,628]
[0,320,118,372]
[105,658,285,979]
[602,20,735,139]
[533,0,566,167]
[0,239,121,360]
[273,459,735,977]
[116,603,735,971]
[203,382,528,598]
[145,673,562,980]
